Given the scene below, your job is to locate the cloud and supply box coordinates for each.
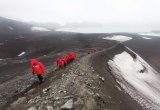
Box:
[0,0,160,26]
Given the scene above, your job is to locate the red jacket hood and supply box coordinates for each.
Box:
[31,59,39,65]
[30,59,45,74]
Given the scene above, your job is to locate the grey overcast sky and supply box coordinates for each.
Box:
[0,0,160,26]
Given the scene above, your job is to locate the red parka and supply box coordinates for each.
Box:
[31,59,45,75]
[70,52,76,60]
[62,56,67,63]
[56,58,63,66]
[65,55,70,62]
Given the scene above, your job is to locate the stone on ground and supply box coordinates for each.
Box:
[60,99,73,110]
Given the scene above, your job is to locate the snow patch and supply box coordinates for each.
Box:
[8,26,14,30]
[31,27,50,32]
[108,51,160,109]
[103,35,132,42]
[18,52,26,56]
[139,32,160,37]
[142,37,152,39]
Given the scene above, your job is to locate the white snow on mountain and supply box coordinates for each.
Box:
[31,27,50,32]
[18,52,26,56]
[142,37,152,39]
[108,50,160,109]
[103,35,132,42]
[139,32,160,37]
[8,26,14,30]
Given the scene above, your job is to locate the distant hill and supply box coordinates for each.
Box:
[0,17,33,34]
[0,17,61,34]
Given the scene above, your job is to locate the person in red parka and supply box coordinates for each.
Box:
[65,55,70,63]
[31,59,45,83]
[62,56,67,67]
[56,58,64,68]
[69,52,76,61]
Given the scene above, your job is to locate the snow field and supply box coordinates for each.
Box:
[103,35,132,42]
[108,50,160,109]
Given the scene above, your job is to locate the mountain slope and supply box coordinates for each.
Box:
[0,29,160,110]
[101,33,160,72]
[0,17,32,34]
[93,43,160,109]
[3,43,145,110]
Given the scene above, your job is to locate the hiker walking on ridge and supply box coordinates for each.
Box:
[62,56,67,67]
[56,58,64,68]
[69,52,76,61]
[30,59,45,83]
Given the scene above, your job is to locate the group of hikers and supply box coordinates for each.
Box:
[30,52,76,83]
[56,52,76,68]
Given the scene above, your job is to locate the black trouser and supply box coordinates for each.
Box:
[37,74,43,82]
[69,59,73,62]
[64,62,67,67]
[59,65,63,68]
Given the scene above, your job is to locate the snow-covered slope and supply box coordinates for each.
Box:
[108,49,160,109]
[31,27,50,32]
[103,35,132,42]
